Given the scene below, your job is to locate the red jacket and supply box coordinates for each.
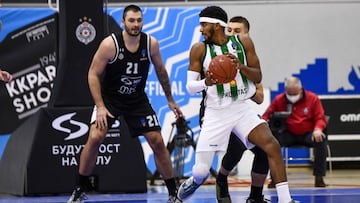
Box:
[262,90,327,135]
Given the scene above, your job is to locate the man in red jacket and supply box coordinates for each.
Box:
[263,76,328,187]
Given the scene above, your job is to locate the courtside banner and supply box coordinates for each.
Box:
[0,9,57,134]
[320,97,360,159]
[0,107,147,195]
[320,97,360,135]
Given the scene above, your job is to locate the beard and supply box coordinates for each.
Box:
[124,25,142,37]
[203,28,216,44]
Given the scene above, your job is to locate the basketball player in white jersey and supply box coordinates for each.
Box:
[178,6,296,203]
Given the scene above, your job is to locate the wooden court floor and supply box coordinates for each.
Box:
[0,168,359,203]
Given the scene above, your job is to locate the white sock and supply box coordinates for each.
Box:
[275,182,292,203]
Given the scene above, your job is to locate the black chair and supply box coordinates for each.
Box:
[269,113,333,174]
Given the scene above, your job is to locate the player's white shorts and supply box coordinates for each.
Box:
[196,100,266,152]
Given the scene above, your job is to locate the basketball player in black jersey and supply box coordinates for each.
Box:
[68,5,183,203]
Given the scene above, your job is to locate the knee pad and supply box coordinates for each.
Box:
[192,163,209,184]
[222,153,241,171]
[222,135,246,171]
[251,146,269,174]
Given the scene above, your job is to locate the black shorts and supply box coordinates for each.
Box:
[91,96,161,137]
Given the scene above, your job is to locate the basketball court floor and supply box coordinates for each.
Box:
[0,168,359,203]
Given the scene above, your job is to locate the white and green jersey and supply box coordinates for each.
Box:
[202,35,256,108]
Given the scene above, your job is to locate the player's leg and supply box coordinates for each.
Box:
[144,130,174,179]
[247,146,270,203]
[68,120,109,203]
[79,124,108,176]
[247,123,293,203]
[143,130,180,202]
[181,106,232,201]
[128,105,180,202]
[178,151,215,200]
[216,133,246,202]
[220,133,246,173]
[268,130,294,188]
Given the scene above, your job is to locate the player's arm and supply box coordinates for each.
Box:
[88,36,115,108]
[236,33,262,83]
[88,36,116,128]
[150,36,183,118]
[251,83,264,104]
[186,42,213,94]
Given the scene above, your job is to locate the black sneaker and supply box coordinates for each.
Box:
[246,195,270,203]
[167,194,183,203]
[315,176,327,187]
[215,178,231,203]
[67,187,87,203]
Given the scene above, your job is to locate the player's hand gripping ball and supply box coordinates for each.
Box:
[208,54,238,84]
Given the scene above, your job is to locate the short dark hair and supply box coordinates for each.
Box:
[123,4,142,20]
[229,16,250,31]
[199,6,228,24]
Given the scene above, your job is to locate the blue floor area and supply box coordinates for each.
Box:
[0,187,359,203]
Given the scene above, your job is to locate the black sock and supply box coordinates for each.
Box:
[216,172,229,198]
[164,178,177,196]
[249,185,263,200]
[78,174,90,192]
[216,172,227,183]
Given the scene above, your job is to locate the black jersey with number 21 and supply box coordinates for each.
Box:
[101,31,152,107]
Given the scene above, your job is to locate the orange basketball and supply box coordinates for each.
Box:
[208,54,238,84]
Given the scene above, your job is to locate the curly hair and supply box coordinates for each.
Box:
[199,6,228,24]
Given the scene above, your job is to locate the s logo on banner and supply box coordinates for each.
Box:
[52,112,89,140]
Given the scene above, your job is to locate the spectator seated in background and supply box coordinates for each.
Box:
[263,76,328,188]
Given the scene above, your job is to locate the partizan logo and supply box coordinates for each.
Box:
[52,112,89,140]
[75,16,96,45]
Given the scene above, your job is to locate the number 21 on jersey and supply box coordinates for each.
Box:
[126,62,139,74]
